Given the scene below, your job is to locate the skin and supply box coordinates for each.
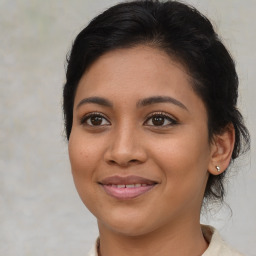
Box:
[68,46,235,256]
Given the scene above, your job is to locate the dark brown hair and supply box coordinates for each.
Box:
[63,0,250,203]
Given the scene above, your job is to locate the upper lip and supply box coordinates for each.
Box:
[99,175,158,185]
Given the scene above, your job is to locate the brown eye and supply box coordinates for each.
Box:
[90,116,104,126]
[144,112,177,127]
[152,116,165,126]
[81,113,110,126]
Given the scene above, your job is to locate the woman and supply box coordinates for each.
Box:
[63,1,250,255]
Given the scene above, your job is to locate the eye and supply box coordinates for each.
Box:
[144,112,177,127]
[80,112,110,126]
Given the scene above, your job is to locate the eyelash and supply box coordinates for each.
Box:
[80,112,110,126]
[144,111,178,127]
[80,111,178,127]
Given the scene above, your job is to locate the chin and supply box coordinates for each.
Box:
[104,221,153,237]
[97,209,158,237]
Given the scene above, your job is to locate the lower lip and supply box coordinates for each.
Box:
[101,184,155,200]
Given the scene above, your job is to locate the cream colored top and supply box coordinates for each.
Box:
[87,225,244,256]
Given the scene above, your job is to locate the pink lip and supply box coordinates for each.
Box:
[100,175,157,185]
[99,175,157,200]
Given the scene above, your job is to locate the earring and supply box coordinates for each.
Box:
[216,166,220,172]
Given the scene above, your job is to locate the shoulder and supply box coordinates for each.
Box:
[202,225,244,256]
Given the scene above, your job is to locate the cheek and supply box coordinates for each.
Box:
[149,128,210,192]
[68,130,102,196]
[68,131,102,210]
[69,131,99,173]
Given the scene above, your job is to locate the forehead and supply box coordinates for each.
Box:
[74,45,208,126]
[75,46,195,100]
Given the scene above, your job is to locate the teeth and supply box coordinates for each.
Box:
[111,183,150,188]
[110,184,150,188]
[117,185,125,188]
[126,184,135,188]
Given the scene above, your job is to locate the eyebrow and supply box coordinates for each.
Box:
[76,95,188,111]
[137,96,188,111]
[76,96,113,109]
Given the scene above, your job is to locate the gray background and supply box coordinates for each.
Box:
[0,0,255,255]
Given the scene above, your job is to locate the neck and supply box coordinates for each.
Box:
[97,219,208,256]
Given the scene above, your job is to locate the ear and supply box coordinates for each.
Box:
[208,124,235,175]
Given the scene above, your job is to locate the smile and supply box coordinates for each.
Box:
[99,175,158,200]
[109,184,149,188]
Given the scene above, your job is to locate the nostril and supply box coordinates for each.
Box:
[109,160,117,165]
[107,158,139,166]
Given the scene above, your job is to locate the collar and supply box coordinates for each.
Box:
[87,225,243,256]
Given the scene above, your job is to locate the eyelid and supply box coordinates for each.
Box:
[80,111,111,125]
[144,111,178,126]
[79,111,178,127]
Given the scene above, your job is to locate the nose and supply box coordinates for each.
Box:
[104,126,147,167]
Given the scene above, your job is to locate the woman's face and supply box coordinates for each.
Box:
[69,46,214,236]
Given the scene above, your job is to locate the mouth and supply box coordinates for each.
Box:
[98,175,158,200]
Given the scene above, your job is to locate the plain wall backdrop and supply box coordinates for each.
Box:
[0,0,255,255]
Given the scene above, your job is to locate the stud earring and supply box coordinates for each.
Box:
[216,166,220,172]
